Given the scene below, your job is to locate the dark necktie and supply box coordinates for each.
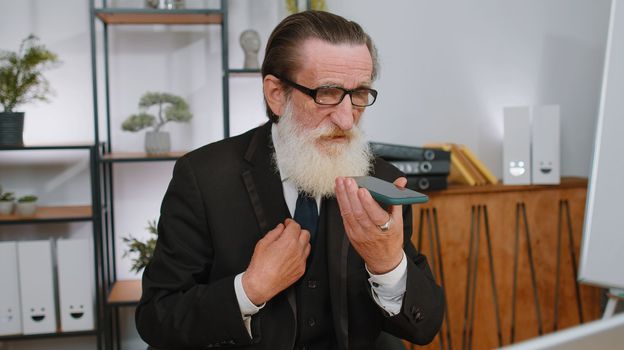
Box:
[294,192,318,245]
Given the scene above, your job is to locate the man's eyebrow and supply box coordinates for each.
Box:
[318,81,373,89]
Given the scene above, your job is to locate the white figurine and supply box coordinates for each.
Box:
[240,30,261,69]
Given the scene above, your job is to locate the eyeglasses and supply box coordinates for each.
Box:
[277,76,378,107]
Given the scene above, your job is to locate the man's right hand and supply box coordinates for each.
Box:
[242,219,311,305]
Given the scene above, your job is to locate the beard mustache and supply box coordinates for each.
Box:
[272,100,373,198]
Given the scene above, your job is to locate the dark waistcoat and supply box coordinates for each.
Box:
[294,202,338,350]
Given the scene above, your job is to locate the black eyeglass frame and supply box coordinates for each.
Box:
[276,75,378,107]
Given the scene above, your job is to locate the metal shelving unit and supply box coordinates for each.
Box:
[89,2,313,348]
[0,144,104,349]
[89,1,231,349]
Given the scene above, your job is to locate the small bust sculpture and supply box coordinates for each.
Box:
[239,29,261,69]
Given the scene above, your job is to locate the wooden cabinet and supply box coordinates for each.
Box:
[409,177,602,350]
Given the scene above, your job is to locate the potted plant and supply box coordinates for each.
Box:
[0,34,60,146]
[122,220,158,273]
[0,186,16,215]
[15,194,38,216]
[121,92,192,155]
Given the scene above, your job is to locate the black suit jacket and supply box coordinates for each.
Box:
[136,122,444,349]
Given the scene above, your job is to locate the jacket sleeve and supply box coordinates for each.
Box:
[135,156,255,349]
[374,161,445,344]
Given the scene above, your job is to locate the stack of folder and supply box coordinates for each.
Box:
[369,142,451,191]
[425,143,498,186]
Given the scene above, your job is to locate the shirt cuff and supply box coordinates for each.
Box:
[234,272,265,336]
[366,252,407,315]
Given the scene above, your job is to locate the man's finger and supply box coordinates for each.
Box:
[335,177,362,238]
[357,187,392,227]
[299,229,311,247]
[393,176,407,189]
[263,223,285,242]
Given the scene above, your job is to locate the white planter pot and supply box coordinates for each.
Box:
[145,131,171,155]
[0,200,14,215]
[16,202,37,216]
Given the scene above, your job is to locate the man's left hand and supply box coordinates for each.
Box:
[335,176,406,274]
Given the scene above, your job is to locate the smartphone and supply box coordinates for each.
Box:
[352,176,429,205]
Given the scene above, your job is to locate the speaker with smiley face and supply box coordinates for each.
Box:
[0,242,22,336]
[56,239,94,331]
[532,105,560,184]
[17,240,57,334]
[503,106,532,185]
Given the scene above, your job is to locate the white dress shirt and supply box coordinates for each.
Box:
[233,124,408,335]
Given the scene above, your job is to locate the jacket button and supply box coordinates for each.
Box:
[411,306,423,319]
[307,317,316,327]
[307,280,318,289]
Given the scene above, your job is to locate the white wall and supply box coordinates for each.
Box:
[0,0,611,349]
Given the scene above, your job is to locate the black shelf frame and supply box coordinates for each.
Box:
[0,329,99,342]
[89,1,229,349]
[99,154,185,163]
[0,144,95,151]
[0,216,94,226]
[0,145,104,349]
[89,1,313,349]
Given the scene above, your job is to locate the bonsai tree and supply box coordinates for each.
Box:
[123,220,158,273]
[0,34,60,113]
[122,92,192,133]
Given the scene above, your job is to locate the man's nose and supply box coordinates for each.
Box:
[331,94,355,131]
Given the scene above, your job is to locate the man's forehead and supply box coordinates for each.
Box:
[295,38,373,85]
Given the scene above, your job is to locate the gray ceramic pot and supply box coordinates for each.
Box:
[0,200,14,215]
[145,131,171,155]
[0,112,25,146]
[16,202,37,216]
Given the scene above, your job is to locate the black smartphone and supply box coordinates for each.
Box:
[352,176,429,205]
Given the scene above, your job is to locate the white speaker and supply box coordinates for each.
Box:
[532,105,561,184]
[17,240,57,335]
[0,242,22,336]
[57,239,94,331]
[503,106,532,185]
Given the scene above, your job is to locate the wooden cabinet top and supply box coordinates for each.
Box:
[427,177,587,197]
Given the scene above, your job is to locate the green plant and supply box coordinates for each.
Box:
[17,195,38,203]
[0,34,60,113]
[0,186,15,201]
[285,0,327,14]
[123,220,158,273]
[122,92,192,133]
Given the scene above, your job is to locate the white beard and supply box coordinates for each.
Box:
[272,101,373,198]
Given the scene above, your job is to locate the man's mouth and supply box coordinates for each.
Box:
[319,131,351,143]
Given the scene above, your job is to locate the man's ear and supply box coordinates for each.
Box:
[263,75,286,118]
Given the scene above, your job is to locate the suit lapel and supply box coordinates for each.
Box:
[241,122,290,234]
[241,123,298,345]
[325,198,350,349]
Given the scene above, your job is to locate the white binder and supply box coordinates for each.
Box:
[17,240,57,334]
[532,105,561,185]
[503,106,532,185]
[56,239,94,331]
[0,242,22,336]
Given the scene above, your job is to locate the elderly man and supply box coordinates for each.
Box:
[136,10,444,350]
